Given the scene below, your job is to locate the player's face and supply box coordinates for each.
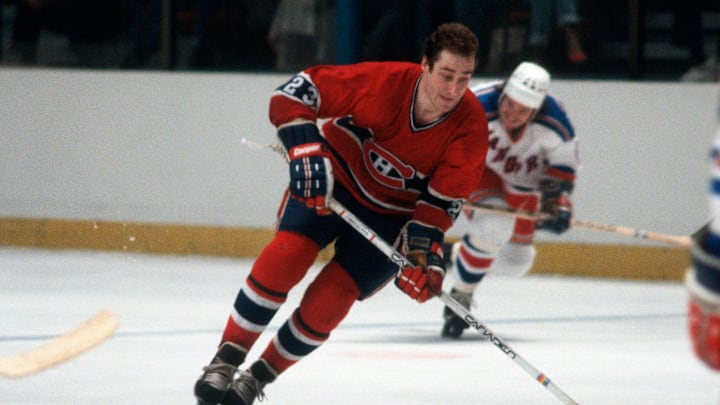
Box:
[421,51,475,114]
[499,96,535,131]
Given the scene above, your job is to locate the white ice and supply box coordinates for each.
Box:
[1,247,719,404]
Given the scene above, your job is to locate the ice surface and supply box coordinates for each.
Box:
[0,247,718,404]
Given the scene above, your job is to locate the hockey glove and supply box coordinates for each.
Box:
[535,179,573,234]
[278,122,334,215]
[395,221,446,303]
[535,192,572,234]
[686,230,720,370]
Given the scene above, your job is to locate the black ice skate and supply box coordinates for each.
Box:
[441,288,472,338]
[222,359,277,405]
[195,342,247,405]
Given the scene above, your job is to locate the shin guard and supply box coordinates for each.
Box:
[222,231,320,349]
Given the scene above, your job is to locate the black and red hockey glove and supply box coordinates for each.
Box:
[395,221,445,303]
[536,192,572,234]
[536,179,573,234]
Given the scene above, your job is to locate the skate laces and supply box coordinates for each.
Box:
[231,370,267,402]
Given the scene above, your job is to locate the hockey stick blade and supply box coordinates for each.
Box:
[0,310,119,378]
[328,199,579,404]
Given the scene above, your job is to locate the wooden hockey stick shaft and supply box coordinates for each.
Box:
[0,310,118,378]
[570,219,692,247]
[465,201,693,247]
[329,198,579,405]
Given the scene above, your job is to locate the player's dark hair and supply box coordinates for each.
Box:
[423,22,479,70]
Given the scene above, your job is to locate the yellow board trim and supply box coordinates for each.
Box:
[1,217,689,280]
[531,242,689,281]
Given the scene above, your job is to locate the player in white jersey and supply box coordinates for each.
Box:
[686,88,720,370]
[442,61,581,338]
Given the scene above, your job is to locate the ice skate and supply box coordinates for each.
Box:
[195,342,247,405]
[222,360,277,405]
[441,288,473,338]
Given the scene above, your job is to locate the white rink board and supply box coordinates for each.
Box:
[0,68,716,244]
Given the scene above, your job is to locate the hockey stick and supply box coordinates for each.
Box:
[241,137,287,159]
[329,199,579,405]
[244,138,578,402]
[465,201,693,247]
[0,310,118,378]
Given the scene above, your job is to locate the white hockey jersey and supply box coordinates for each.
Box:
[472,81,580,191]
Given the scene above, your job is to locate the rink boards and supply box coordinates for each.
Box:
[0,217,689,281]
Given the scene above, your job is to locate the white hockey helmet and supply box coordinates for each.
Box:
[502,62,550,109]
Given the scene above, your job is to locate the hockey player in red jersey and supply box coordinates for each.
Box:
[440,62,580,338]
[686,88,720,371]
[194,23,489,405]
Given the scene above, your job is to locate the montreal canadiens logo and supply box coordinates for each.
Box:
[363,142,415,189]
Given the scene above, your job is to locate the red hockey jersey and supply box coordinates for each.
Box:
[269,61,488,233]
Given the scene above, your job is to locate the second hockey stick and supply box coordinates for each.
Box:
[465,201,692,247]
[329,198,579,405]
